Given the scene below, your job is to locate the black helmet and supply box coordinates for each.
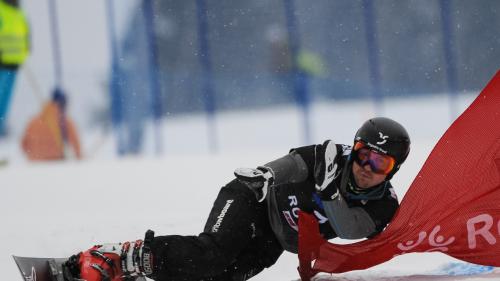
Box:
[354,117,410,177]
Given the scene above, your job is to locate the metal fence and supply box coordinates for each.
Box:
[43,0,500,155]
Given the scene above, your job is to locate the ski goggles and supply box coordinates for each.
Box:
[352,141,396,175]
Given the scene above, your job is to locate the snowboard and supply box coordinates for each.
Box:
[13,256,69,281]
[13,256,147,281]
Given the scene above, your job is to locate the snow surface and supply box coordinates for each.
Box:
[3,94,500,280]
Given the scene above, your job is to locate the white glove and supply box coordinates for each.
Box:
[314,140,339,195]
[234,166,274,202]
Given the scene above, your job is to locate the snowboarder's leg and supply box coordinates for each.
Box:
[151,179,267,281]
[206,217,284,281]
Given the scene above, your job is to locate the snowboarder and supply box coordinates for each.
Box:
[65,117,411,281]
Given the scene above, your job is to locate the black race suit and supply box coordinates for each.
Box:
[150,143,399,281]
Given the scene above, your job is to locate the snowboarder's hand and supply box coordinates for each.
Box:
[234,166,274,202]
[63,231,155,281]
[314,140,340,200]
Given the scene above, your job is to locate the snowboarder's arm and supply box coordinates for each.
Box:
[234,150,309,201]
[235,150,309,186]
[262,150,309,184]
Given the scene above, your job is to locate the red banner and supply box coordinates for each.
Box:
[298,70,500,280]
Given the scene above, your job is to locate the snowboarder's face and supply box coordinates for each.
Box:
[352,161,387,189]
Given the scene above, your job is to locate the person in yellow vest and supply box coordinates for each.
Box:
[0,0,29,137]
[22,89,82,161]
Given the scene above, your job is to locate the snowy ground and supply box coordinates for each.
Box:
[2,94,500,280]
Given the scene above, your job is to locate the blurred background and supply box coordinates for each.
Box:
[2,1,500,280]
[1,0,500,161]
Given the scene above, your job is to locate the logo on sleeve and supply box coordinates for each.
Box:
[211,199,234,232]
